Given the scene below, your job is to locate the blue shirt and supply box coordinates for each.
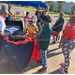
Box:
[8,9,10,13]
[39,25,52,50]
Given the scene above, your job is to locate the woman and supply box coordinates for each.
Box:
[0,4,10,51]
[58,15,75,74]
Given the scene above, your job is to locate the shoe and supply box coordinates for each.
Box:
[52,41,56,44]
[61,62,65,66]
[59,68,68,74]
[38,67,47,73]
[57,40,60,43]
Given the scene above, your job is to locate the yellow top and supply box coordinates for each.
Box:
[26,24,38,39]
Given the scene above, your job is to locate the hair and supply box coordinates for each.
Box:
[26,12,29,15]
[0,4,8,13]
[44,4,50,9]
[41,15,52,23]
[36,5,40,9]
[60,12,64,16]
[69,15,75,24]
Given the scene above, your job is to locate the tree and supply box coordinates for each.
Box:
[71,5,75,14]
[49,4,55,12]
[45,1,55,3]
[70,2,74,4]
[57,3,63,13]
[57,1,66,3]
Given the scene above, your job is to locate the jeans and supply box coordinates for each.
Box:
[41,50,47,68]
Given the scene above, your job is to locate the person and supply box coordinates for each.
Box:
[24,19,38,39]
[8,5,12,15]
[37,12,42,33]
[38,4,51,32]
[35,5,40,17]
[0,4,10,51]
[52,12,64,44]
[41,4,50,18]
[65,12,75,28]
[58,15,75,74]
[24,12,30,29]
[12,15,16,20]
[37,15,52,73]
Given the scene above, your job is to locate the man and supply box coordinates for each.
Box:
[52,12,64,44]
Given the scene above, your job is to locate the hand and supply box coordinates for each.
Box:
[32,32,37,34]
[36,39,40,43]
[58,45,62,48]
[54,27,57,29]
[6,33,10,36]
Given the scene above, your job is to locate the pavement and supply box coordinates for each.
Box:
[0,3,75,74]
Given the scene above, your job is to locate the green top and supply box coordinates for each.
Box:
[39,25,52,50]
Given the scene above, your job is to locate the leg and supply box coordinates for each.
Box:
[0,36,3,51]
[38,50,47,73]
[62,40,74,73]
[41,50,47,68]
[57,32,60,42]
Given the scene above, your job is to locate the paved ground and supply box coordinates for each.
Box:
[0,3,75,74]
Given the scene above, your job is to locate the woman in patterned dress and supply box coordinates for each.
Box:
[58,15,75,74]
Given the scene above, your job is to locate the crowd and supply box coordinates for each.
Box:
[0,3,75,74]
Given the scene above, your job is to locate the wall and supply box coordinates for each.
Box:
[48,3,75,13]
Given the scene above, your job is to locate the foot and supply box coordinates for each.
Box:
[38,67,47,73]
[57,40,60,43]
[61,62,65,66]
[52,41,56,44]
[59,68,68,74]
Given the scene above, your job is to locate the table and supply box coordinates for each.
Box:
[0,26,34,72]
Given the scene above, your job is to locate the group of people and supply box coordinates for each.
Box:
[23,4,75,74]
[0,3,75,74]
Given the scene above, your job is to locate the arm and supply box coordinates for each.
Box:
[55,19,64,29]
[59,35,68,48]
[0,31,10,37]
[37,38,49,43]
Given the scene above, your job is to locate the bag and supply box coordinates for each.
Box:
[52,31,57,36]
[30,33,40,61]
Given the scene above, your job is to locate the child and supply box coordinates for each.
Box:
[36,12,42,33]
[12,15,16,20]
[24,12,30,29]
[35,5,40,17]
[24,19,38,39]
[37,15,52,73]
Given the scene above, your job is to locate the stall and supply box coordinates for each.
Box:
[0,26,34,72]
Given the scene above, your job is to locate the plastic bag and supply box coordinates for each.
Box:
[30,33,40,61]
[30,39,40,61]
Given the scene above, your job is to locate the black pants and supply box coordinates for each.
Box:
[0,36,3,51]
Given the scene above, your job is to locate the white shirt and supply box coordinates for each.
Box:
[0,16,6,33]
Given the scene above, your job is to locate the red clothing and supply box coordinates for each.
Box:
[63,24,75,40]
[0,15,5,21]
[24,16,30,23]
